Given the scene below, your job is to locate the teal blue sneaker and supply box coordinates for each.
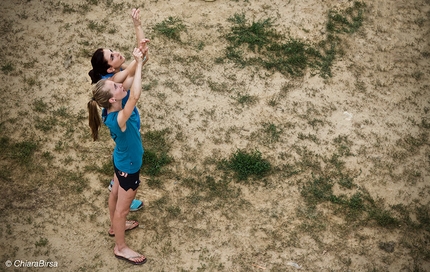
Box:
[130,199,144,211]
[108,180,144,211]
[108,180,114,191]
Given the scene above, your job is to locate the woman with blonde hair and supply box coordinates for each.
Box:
[88,46,147,265]
[89,8,149,213]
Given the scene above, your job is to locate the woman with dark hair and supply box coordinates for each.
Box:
[88,48,110,84]
[88,46,147,265]
[89,8,148,84]
[89,8,149,213]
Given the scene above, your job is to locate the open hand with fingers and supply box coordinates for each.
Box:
[131,8,141,27]
[132,47,144,62]
[138,39,150,63]
[139,39,150,54]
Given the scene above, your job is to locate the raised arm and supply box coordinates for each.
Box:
[110,38,150,84]
[117,48,144,131]
[119,40,149,90]
[109,9,147,84]
[111,61,134,84]
[132,8,145,47]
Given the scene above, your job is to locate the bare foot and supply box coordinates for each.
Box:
[108,220,139,236]
[114,245,146,265]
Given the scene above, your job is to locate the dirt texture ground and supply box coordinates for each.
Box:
[0,0,429,271]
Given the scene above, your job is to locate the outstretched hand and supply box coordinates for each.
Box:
[139,38,150,57]
[132,47,144,62]
[131,8,141,27]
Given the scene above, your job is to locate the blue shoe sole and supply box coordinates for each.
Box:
[130,199,144,211]
[108,180,143,211]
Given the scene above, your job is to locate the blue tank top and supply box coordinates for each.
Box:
[104,110,143,173]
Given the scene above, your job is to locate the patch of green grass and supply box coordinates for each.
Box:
[298,132,320,144]
[108,27,117,34]
[333,134,354,156]
[33,99,49,113]
[153,195,169,211]
[154,16,186,41]
[224,2,366,78]
[142,129,171,153]
[411,71,423,81]
[1,62,14,74]
[41,151,54,161]
[77,3,91,13]
[35,237,49,247]
[297,206,327,234]
[326,2,365,34]
[347,192,366,213]
[267,95,280,107]
[262,122,282,143]
[264,38,316,76]
[219,149,271,181]
[225,46,247,67]
[294,145,322,173]
[54,106,69,118]
[143,79,159,91]
[181,176,241,204]
[300,173,401,227]
[196,41,205,51]
[61,2,77,13]
[337,172,356,189]
[146,178,164,189]
[88,20,106,32]
[183,68,205,86]
[17,10,28,19]
[34,116,58,132]
[421,51,430,58]
[279,163,301,178]
[13,142,38,164]
[226,13,281,52]
[421,118,430,129]
[308,118,325,130]
[203,176,236,199]
[142,149,172,176]
[86,0,99,5]
[56,170,88,194]
[368,208,398,228]
[24,76,39,88]
[0,137,38,165]
[141,130,173,176]
[92,159,114,176]
[208,80,231,93]
[398,132,428,153]
[166,206,181,218]
[416,205,430,232]
[233,92,258,106]
[108,2,125,13]
[300,175,334,205]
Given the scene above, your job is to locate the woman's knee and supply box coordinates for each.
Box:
[110,189,119,199]
[114,207,130,218]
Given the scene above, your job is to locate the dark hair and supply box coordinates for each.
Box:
[88,48,110,84]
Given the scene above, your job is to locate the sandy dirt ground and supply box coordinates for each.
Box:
[0,0,429,271]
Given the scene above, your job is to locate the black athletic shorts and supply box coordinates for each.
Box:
[113,164,141,191]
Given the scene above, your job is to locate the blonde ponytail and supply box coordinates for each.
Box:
[87,79,112,141]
